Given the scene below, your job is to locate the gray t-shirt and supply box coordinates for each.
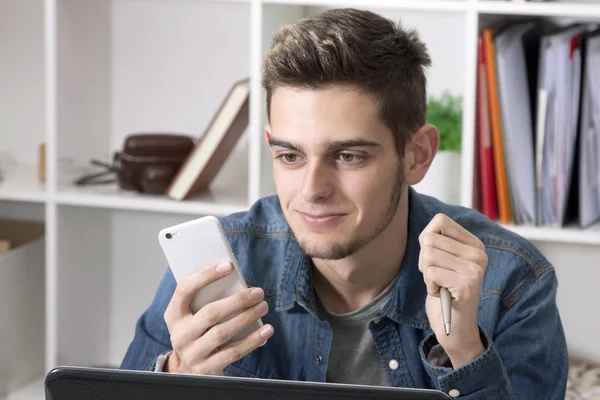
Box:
[317,278,397,386]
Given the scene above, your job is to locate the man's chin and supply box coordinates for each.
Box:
[297,238,361,260]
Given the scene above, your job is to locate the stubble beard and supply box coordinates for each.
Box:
[296,166,404,260]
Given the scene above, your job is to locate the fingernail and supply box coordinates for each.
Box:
[254,301,268,314]
[216,262,232,274]
[250,287,264,299]
[259,325,274,338]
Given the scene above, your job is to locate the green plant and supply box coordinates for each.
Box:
[425,90,462,152]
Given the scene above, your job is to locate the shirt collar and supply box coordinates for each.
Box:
[276,186,434,330]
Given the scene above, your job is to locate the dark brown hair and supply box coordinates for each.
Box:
[262,8,432,155]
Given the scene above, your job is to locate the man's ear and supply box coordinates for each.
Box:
[403,124,439,185]
[265,124,272,145]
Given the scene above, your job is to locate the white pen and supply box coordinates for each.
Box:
[440,287,452,335]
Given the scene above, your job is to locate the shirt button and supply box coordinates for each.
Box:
[316,355,323,365]
[448,388,461,398]
[388,359,399,370]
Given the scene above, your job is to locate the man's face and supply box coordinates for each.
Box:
[266,86,405,260]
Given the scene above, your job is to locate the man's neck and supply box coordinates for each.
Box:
[312,191,409,314]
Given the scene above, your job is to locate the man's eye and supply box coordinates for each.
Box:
[338,153,362,163]
[278,153,298,163]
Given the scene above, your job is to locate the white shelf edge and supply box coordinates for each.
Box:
[459,7,479,209]
[477,1,600,18]
[248,0,263,204]
[43,0,58,372]
[260,0,469,12]
[53,192,248,216]
[0,192,47,204]
[502,223,600,246]
[113,0,252,2]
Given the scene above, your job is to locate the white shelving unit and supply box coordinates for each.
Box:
[2,0,600,399]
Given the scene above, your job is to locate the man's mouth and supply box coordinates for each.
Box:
[297,211,347,227]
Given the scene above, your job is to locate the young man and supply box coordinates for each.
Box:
[121,8,568,399]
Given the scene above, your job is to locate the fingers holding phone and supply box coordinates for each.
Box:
[158,216,273,375]
[163,261,274,375]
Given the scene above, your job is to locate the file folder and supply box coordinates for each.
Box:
[577,27,600,228]
[535,24,587,226]
[494,21,541,225]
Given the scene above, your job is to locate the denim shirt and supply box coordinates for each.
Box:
[120,188,569,399]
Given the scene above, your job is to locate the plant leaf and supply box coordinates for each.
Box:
[425,90,462,152]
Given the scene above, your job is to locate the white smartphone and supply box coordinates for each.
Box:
[158,215,263,344]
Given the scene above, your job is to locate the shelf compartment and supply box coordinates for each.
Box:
[0,0,46,169]
[51,0,253,217]
[53,206,196,368]
[53,0,252,216]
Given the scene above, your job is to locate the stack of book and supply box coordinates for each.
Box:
[474,20,600,229]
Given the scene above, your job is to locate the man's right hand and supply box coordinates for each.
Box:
[163,261,274,375]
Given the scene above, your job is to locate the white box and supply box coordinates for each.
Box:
[0,219,45,397]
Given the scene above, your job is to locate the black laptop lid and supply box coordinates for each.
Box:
[45,367,451,400]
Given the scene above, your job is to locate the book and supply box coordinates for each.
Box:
[166,78,250,201]
[476,37,499,222]
[482,27,514,224]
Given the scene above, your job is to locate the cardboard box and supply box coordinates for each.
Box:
[0,219,45,396]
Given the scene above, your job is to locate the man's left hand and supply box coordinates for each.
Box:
[418,213,488,369]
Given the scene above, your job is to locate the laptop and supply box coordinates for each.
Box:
[45,366,451,400]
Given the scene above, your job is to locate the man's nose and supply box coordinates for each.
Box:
[301,160,334,202]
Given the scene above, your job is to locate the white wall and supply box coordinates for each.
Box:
[110,1,251,151]
[0,0,45,165]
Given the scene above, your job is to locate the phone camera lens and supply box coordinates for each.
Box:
[165,233,172,239]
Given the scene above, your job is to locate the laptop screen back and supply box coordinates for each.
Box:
[45,367,451,400]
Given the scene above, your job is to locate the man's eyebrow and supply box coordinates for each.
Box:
[268,138,381,152]
[268,138,302,152]
[326,139,381,151]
